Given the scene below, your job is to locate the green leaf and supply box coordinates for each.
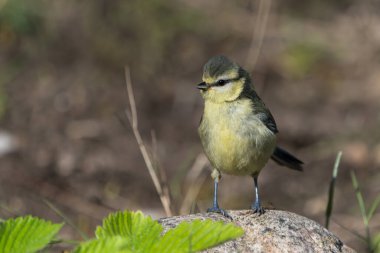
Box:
[0,216,63,253]
[372,233,380,253]
[153,219,244,253]
[350,171,368,227]
[73,236,131,253]
[367,194,380,222]
[325,151,342,229]
[95,210,162,252]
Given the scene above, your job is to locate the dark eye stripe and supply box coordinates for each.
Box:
[212,77,240,87]
[216,79,227,86]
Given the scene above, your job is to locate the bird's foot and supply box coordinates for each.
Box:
[207,206,232,219]
[251,203,265,216]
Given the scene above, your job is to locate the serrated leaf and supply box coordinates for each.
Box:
[153,219,244,253]
[73,236,131,253]
[95,210,162,252]
[0,216,63,253]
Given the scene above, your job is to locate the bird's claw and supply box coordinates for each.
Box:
[207,206,232,219]
[251,203,265,215]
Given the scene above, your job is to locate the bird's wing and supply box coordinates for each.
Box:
[240,89,279,134]
[255,110,278,134]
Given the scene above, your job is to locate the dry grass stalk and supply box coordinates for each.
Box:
[245,0,272,72]
[151,130,173,214]
[180,153,209,214]
[124,66,173,216]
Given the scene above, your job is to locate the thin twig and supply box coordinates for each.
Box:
[125,67,138,129]
[151,131,175,214]
[180,153,208,214]
[124,67,173,216]
[331,218,367,242]
[43,199,89,240]
[0,203,18,216]
[151,130,159,167]
[245,0,272,72]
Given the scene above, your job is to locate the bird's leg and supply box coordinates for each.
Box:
[251,175,265,215]
[210,179,220,209]
[207,169,231,219]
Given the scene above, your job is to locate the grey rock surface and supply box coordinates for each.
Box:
[159,210,356,253]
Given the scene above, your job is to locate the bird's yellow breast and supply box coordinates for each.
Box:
[199,99,276,176]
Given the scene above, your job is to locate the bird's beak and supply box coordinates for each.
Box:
[197,82,208,91]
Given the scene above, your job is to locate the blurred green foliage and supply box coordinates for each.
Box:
[279,0,355,19]
[0,0,204,120]
[86,0,203,76]
[0,84,7,119]
[0,0,42,35]
[351,171,380,253]
[281,41,332,79]
[0,0,203,76]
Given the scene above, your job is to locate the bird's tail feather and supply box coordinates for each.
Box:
[271,146,303,171]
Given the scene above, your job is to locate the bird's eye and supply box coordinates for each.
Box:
[216,79,227,86]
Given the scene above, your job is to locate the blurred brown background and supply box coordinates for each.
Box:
[0,0,379,251]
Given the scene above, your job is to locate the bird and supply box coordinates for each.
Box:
[197,55,303,218]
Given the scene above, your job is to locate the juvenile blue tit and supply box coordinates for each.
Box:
[197,55,303,217]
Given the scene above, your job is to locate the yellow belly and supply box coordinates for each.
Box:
[199,100,276,176]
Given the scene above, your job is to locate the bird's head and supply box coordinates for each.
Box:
[197,55,250,103]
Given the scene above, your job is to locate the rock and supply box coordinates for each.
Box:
[158,210,356,253]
